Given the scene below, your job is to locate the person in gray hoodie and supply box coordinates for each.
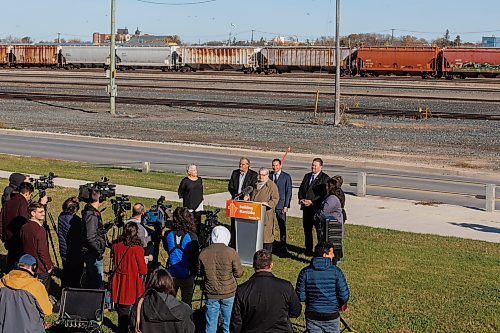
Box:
[199,226,244,333]
[131,268,194,333]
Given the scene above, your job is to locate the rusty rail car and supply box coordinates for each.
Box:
[257,46,352,74]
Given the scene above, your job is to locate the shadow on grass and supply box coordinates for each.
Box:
[274,243,311,265]
[449,222,500,234]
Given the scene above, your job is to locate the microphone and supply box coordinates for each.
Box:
[233,186,254,199]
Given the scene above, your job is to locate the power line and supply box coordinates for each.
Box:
[136,0,216,5]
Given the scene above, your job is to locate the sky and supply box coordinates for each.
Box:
[1,0,499,43]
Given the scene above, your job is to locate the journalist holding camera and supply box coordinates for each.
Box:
[80,188,107,289]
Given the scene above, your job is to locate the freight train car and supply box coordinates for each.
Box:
[115,46,173,70]
[178,46,257,71]
[356,47,439,77]
[258,46,352,74]
[9,45,59,67]
[438,48,500,78]
[60,45,109,68]
[0,45,9,66]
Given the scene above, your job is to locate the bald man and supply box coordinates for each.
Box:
[124,203,150,248]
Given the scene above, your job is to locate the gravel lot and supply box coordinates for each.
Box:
[0,96,498,171]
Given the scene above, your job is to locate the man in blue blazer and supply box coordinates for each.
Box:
[271,159,293,254]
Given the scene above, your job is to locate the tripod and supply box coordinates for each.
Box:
[39,191,61,270]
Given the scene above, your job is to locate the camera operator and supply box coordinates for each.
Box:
[81,189,106,289]
[57,197,83,288]
[20,202,54,291]
[1,182,34,271]
[1,172,29,205]
[124,203,150,249]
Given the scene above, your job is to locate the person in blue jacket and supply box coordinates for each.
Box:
[296,242,350,333]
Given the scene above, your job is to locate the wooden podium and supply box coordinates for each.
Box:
[226,200,265,266]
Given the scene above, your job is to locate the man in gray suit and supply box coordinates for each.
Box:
[271,159,293,254]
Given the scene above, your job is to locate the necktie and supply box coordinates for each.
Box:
[309,174,315,185]
[274,174,278,183]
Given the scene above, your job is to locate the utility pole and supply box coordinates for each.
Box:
[109,0,117,115]
[334,0,341,125]
[57,33,61,44]
[391,28,395,45]
[251,29,254,45]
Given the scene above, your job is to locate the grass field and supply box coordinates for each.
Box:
[0,154,228,195]
[0,167,499,332]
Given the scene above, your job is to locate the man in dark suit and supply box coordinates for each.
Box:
[298,158,329,256]
[271,158,292,254]
[228,157,258,247]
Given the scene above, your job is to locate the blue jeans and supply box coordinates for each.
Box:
[306,317,340,333]
[205,297,234,333]
[83,252,104,289]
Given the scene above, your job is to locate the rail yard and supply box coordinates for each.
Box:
[0,68,498,172]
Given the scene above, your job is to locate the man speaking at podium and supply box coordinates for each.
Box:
[245,168,279,252]
[228,157,258,247]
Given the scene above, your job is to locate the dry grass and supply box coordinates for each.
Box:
[414,200,444,206]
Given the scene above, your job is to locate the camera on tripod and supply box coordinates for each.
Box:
[143,195,172,229]
[198,208,221,249]
[30,172,57,198]
[78,177,116,203]
[111,195,131,214]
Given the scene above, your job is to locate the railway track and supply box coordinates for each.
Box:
[1,91,498,121]
[1,76,500,94]
[1,68,500,84]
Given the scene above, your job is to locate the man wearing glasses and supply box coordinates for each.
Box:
[228,157,258,247]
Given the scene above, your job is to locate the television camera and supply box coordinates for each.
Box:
[30,172,57,199]
[78,177,116,203]
[198,208,221,249]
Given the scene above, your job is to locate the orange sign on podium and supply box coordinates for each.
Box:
[226,200,262,221]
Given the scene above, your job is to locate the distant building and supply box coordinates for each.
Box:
[93,29,130,45]
[92,27,178,46]
[482,36,500,47]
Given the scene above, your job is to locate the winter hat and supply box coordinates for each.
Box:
[9,173,28,188]
[211,226,231,246]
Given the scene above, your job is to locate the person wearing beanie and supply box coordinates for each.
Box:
[199,226,244,333]
[1,172,29,205]
[0,254,53,333]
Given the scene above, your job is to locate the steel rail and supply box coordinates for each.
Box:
[1,73,499,93]
[0,90,499,120]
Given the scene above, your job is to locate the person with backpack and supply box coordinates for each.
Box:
[163,207,199,308]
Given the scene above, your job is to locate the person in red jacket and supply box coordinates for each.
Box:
[111,222,148,333]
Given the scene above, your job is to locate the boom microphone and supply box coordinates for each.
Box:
[233,186,254,199]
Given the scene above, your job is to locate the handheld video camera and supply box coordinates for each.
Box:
[78,177,116,203]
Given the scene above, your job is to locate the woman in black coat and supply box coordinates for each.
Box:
[131,268,195,333]
[57,196,83,288]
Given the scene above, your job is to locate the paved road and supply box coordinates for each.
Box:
[0,131,498,210]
